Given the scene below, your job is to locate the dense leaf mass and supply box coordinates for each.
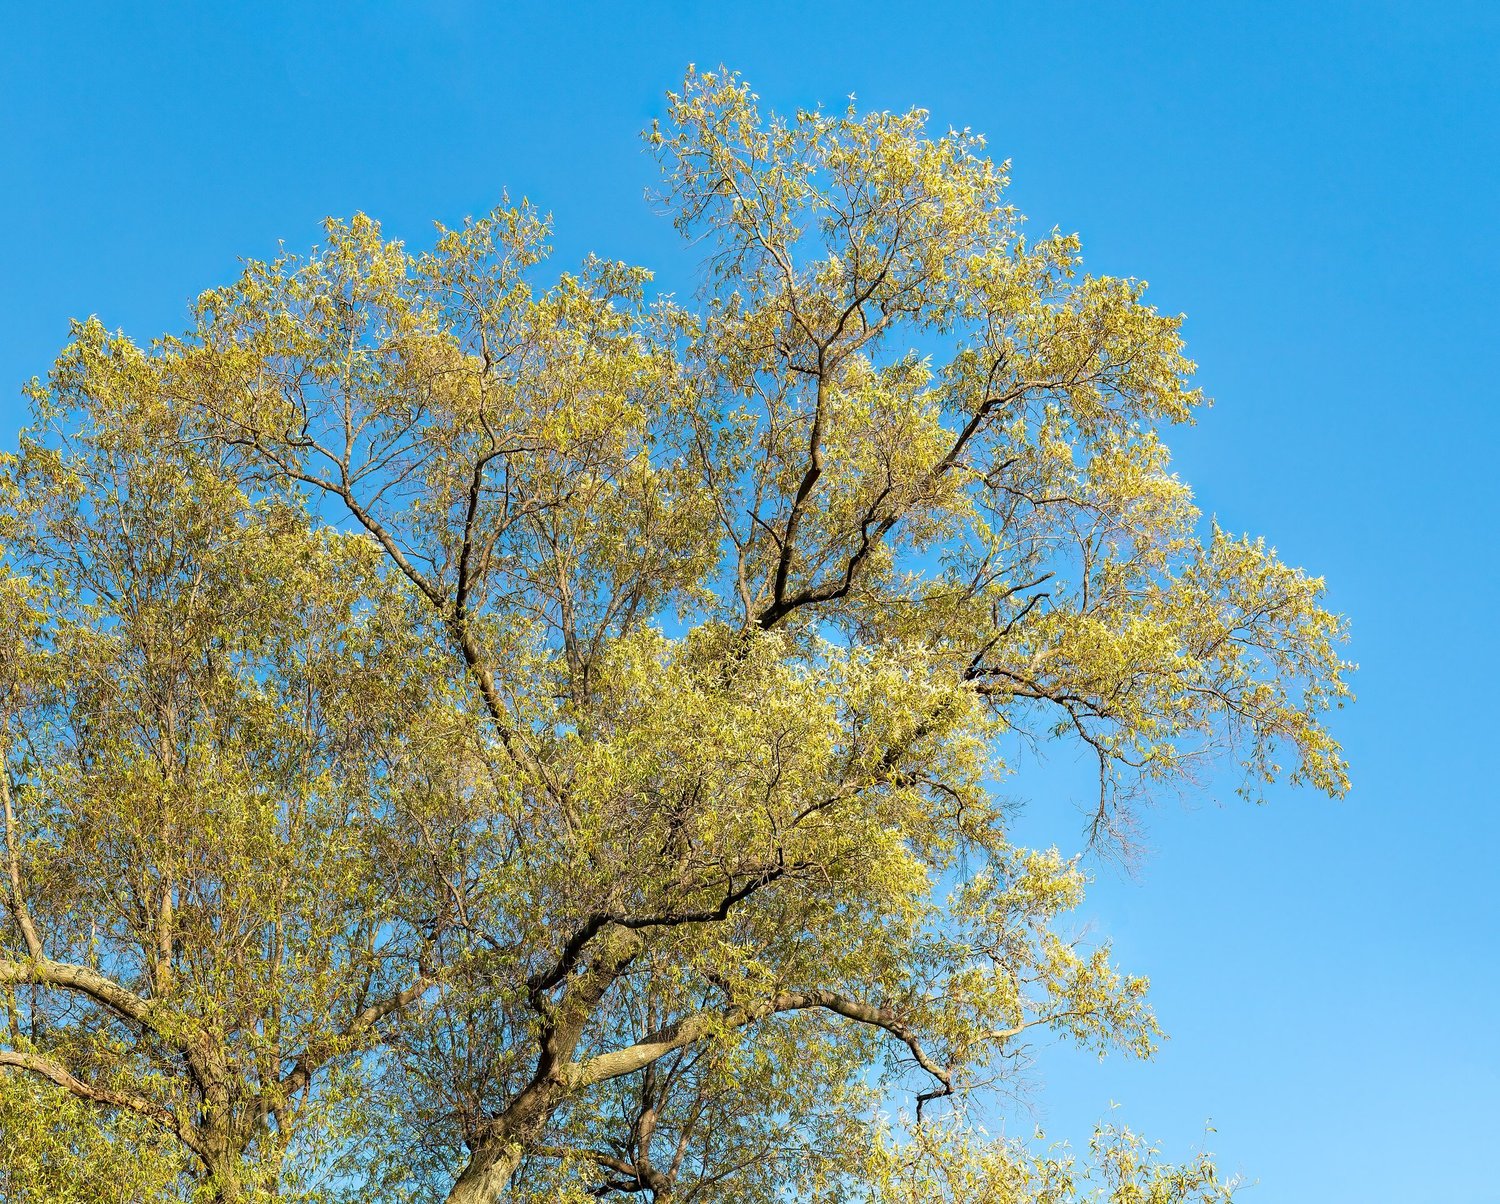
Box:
[0,70,1345,1202]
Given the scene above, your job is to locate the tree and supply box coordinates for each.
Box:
[0,69,1348,1202]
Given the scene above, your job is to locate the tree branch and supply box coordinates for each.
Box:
[0,958,159,1033]
[0,1049,205,1158]
[527,866,788,1002]
[756,385,1027,629]
[253,963,442,1126]
[570,986,953,1117]
[0,755,42,960]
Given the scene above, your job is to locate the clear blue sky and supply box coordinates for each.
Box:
[3,3,1496,1199]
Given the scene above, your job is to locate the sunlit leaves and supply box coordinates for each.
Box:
[0,66,1348,1201]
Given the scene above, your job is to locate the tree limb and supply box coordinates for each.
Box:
[0,957,159,1033]
[0,1049,206,1158]
[569,986,953,1118]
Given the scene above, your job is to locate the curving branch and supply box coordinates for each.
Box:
[0,1049,206,1158]
[755,382,1028,630]
[0,957,159,1034]
[249,963,441,1127]
[570,986,953,1116]
[527,865,789,1004]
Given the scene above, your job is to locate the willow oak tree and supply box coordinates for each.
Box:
[0,70,1347,1202]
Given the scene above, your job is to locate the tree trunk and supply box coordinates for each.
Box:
[444,1140,524,1204]
[443,1073,569,1204]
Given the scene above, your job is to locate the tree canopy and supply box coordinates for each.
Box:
[0,69,1348,1203]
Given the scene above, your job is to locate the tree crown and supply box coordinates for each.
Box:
[0,68,1347,1203]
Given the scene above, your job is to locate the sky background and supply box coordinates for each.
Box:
[2,3,1496,1199]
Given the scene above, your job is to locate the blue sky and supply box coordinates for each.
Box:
[3,3,1496,1199]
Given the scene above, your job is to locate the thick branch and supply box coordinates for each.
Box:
[767,357,829,618]
[570,987,952,1114]
[527,866,788,1002]
[0,957,159,1032]
[756,385,1025,629]
[0,1049,204,1157]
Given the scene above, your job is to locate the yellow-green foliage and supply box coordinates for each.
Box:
[0,69,1346,1202]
